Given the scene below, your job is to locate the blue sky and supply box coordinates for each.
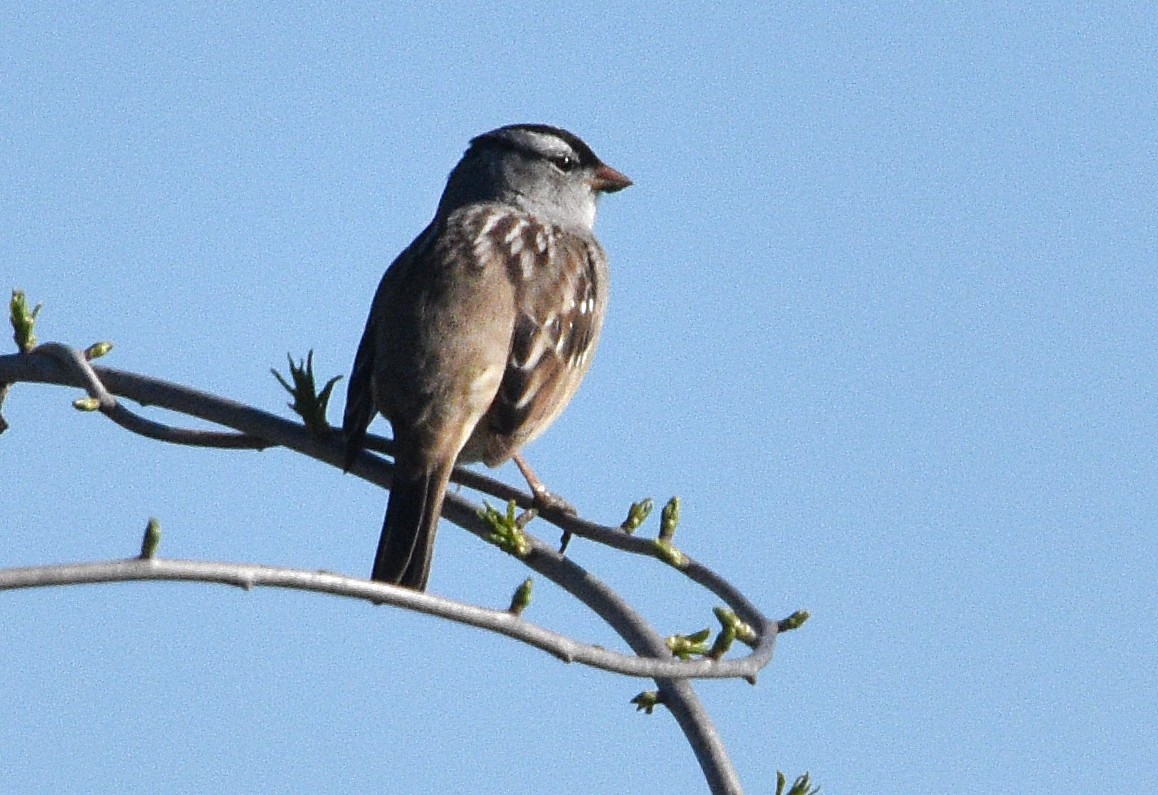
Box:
[2,3,1155,792]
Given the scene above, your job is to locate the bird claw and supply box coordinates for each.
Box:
[531,485,576,516]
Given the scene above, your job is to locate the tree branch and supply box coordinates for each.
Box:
[1,555,765,683]
[3,345,778,663]
[2,343,793,794]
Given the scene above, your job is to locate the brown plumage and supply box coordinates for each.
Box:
[343,125,630,590]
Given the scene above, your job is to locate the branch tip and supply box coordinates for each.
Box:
[72,396,101,412]
[667,627,712,660]
[480,500,531,558]
[659,496,680,542]
[620,497,653,534]
[83,341,114,360]
[508,577,533,615]
[777,610,810,633]
[630,689,665,714]
[10,290,42,353]
[714,606,757,644]
[271,350,341,436]
[139,517,161,559]
[776,771,819,795]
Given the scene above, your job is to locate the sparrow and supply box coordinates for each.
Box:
[343,124,631,590]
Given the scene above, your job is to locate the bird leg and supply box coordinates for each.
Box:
[512,452,576,516]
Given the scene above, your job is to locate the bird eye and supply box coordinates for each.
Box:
[551,154,578,173]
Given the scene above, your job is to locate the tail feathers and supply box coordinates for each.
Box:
[372,465,451,590]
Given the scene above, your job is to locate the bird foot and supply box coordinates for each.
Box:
[512,452,577,516]
[530,484,576,517]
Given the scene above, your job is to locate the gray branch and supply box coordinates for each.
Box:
[1,344,784,794]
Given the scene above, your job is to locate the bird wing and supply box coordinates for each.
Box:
[481,214,609,460]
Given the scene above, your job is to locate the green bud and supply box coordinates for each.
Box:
[508,577,533,615]
[271,350,342,436]
[620,497,653,534]
[777,610,811,633]
[712,607,757,644]
[659,496,680,541]
[630,690,662,714]
[84,341,114,360]
[480,500,530,558]
[10,290,42,353]
[666,627,711,660]
[707,608,741,660]
[140,517,161,559]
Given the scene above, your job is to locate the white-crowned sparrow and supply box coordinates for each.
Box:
[343,124,631,590]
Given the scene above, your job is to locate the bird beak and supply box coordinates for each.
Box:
[590,164,633,193]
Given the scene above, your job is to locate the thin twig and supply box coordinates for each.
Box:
[33,343,269,449]
[0,557,756,681]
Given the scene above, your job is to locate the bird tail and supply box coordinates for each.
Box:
[372,464,453,590]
